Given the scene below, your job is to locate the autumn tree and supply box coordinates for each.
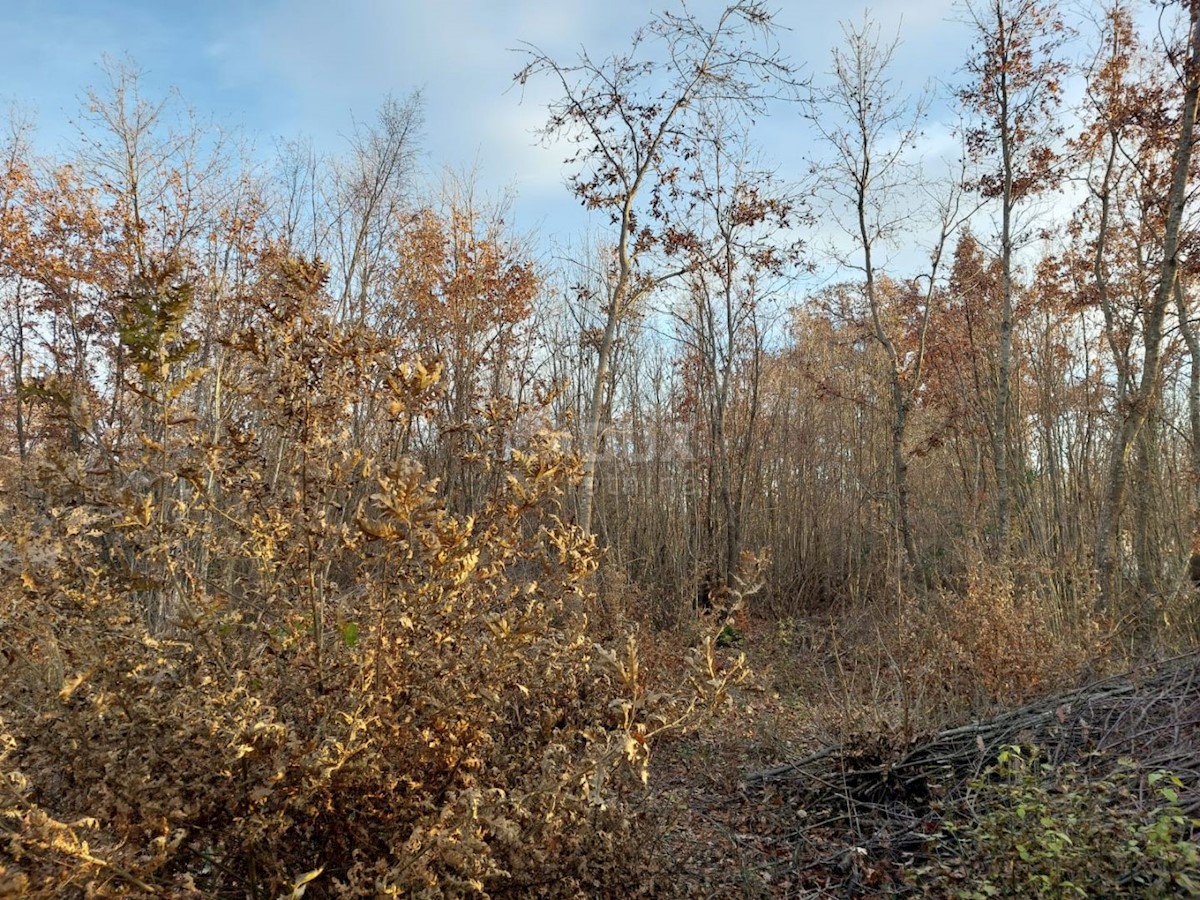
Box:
[516,1,798,537]
[809,15,967,578]
[928,231,1007,537]
[73,61,234,458]
[664,104,799,595]
[960,0,1067,558]
[15,164,124,458]
[390,180,540,511]
[1077,1,1200,610]
[0,113,35,460]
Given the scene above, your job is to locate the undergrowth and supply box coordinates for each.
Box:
[910,745,1200,898]
[0,254,746,898]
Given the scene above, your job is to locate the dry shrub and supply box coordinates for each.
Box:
[1147,584,1200,654]
[807,563,1106,740]
[1,443,738,897]
[898,564,1099,716]
[0,255,743,898]
[591,562,645,638]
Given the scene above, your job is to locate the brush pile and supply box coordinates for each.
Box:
[749,653,1200,895]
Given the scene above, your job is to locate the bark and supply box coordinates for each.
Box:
[1174,276,1200,577]
[994,7,1016,561]
[577,214,633,538]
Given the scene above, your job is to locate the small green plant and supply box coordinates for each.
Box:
[774,616,798,646]
[716,622,744,648]
[909,745,1200,898]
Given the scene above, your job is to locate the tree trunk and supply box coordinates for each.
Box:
[1096,0,1200,613]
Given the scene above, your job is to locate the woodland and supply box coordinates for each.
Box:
[2,0,1200,896]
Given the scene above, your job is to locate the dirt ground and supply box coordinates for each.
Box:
[649,618,854,898]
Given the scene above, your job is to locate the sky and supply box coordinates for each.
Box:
[0,0,971,264]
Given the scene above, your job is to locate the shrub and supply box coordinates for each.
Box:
[910,745,1200,898]
[0,254,744,897]
[898,565,1097,716]
[1,433,740,898]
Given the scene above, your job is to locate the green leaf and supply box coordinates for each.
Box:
[1174,872,1200,896]
[342,621,360,647]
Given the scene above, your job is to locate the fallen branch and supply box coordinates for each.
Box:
[744,652,1200,894]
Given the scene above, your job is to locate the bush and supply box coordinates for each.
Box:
[0,255,743,897]
[0,434,739,898]
[899,565,1097,716]
[910,745,1200,898]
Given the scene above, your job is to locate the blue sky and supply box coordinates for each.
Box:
[0,0,966,250]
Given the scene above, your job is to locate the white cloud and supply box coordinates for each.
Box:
[0,0,1046,258]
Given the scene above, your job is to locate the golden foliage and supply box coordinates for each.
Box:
[899,565,1099,715]
[0,250,743,898]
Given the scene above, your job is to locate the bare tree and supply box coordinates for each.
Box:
[960,0,1067,559]
[810,16,969,578]
[328,93,423,324]
[515,1,799,537]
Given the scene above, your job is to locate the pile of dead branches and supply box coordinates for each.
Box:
[747,652,1200,894]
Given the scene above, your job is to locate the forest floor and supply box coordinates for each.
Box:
[651,618,851,898]
[649,616,1200,898]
